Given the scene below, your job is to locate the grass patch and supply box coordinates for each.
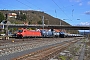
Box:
[59,56,66,60]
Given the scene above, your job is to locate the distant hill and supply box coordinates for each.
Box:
[0,10,70,25]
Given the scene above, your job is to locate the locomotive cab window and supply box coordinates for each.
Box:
[18,30,23,33]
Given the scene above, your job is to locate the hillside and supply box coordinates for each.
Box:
[0,10,70,25]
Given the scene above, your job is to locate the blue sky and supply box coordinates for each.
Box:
[0,0,90,27]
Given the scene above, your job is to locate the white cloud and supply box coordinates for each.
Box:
[79,22,90,26]
[87,1,90,5]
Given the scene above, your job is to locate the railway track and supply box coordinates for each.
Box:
[12,39,79,60]
[0,38,72,56]
[0,38,52,57]
[0,38,82,60]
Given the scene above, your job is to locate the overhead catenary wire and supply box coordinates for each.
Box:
[25,0,57,13]
[15,0,32,9]
[61,2,81,9]
[51,0,72,21]
[25,0,42,11]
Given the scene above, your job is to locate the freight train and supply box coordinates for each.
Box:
[16,28,83,38]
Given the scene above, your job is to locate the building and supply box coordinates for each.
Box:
[8,13,17,18]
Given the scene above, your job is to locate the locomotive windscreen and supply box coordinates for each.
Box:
[18,30,23,33]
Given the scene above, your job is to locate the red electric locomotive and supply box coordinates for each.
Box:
[17,28,42,38]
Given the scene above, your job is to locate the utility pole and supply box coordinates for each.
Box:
[42,16,44,29]
[5,13,9,40]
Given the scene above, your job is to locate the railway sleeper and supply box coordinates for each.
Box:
[12,40,78,60]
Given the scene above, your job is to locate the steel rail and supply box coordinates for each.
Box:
[13,39,79,60]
